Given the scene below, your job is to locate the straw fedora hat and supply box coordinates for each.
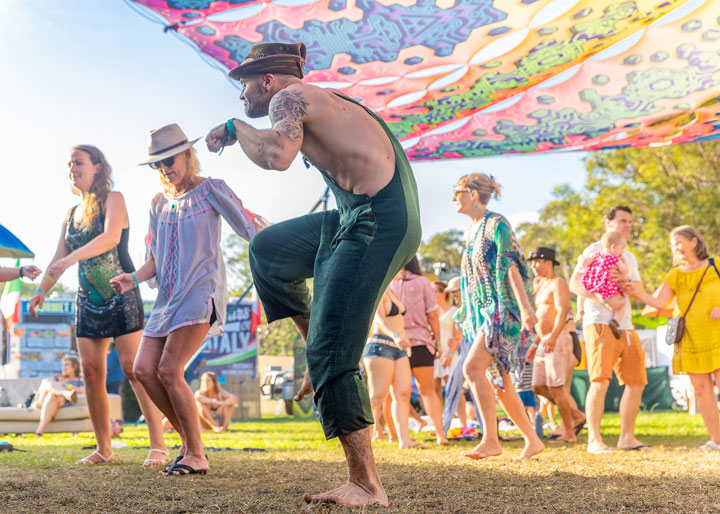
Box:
[138,123,200,166]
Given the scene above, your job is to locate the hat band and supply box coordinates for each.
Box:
[149,139,188,156]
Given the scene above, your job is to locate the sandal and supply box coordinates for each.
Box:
[165,454,183,472]
[74,449,115,466]
[698,440,719,451]
[143,448,171,468]
[163,463,208,476]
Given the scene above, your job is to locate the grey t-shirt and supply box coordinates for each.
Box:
[576,241,640,331]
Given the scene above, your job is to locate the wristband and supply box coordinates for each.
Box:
[131,272,139,288]
[18,267,25,279]
[447,352,455,358]
[392,332,400,341]
[225,118,238,139]
[34,288,46,296]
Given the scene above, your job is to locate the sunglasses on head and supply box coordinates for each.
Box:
[148,155,174,170]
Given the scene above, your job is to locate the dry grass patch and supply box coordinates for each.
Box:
[1,412,720,513]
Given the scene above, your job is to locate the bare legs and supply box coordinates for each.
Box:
[114,332,168,467]
[364,356,394,441]
[412,366,448,445]
[75,337,113,464]
[585,378,610,452]
[134,323,210,475]
[616,383,647,449]
[34,394,65,436]
[462,336,544,459]
[689,370,720,445]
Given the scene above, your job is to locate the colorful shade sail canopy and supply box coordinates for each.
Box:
[128,0,720,160]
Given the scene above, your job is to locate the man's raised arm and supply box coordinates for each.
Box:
[206,86,307,171]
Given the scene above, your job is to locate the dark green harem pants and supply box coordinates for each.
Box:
[249,96,421,438]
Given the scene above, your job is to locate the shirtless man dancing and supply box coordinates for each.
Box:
[206,42,420,507]
[527,247,585,443]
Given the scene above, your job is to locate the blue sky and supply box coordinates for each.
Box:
[0,0,587,293]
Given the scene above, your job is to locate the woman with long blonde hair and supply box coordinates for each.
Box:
[29,145,168,467]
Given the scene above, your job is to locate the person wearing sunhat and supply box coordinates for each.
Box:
[527,247,585,443]
[205,41,421,507]
[110,123,267,477]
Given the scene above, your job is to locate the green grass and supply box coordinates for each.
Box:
[1,411,719,513]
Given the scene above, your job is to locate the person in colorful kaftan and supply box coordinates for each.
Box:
[453,173,544,460]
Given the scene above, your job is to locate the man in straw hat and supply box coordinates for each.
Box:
[206,42,420,507]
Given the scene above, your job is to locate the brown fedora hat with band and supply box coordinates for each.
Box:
[138,123,201,166]
[228,42,306,80]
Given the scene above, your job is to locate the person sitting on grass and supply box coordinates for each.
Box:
[195,372,237,433]
[32,356,85,436]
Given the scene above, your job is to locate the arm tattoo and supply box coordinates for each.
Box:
[270,90,308,142]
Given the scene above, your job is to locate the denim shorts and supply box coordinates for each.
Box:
[362,334,408,361]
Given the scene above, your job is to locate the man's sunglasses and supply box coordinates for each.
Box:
[148,156,174,170]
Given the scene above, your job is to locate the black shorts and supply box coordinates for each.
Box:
[409,345,436,369]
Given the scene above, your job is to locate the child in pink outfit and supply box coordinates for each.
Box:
[578,231,629,325]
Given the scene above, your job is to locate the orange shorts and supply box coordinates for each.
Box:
[583,324,647,386]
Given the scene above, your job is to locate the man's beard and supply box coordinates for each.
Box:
[245,98,270,119]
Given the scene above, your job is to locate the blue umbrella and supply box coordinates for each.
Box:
[0,224,34,258]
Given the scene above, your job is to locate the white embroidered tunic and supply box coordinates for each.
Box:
[144,178,260,338]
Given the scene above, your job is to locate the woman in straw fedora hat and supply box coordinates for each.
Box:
[111,123,267,476]
[29,144,169,467]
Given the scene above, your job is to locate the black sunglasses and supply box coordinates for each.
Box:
[148,155,174,170]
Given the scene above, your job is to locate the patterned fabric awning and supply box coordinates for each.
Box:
[128,0,720,160]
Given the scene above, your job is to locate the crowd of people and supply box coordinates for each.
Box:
[1,39,719,507]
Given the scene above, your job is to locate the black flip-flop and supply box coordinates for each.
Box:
[164,455,182,472]
[164,463,208,476]
[621,444,653,451]
[574,422,585,435]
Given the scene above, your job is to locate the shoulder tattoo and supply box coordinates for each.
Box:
[270,90,308,142]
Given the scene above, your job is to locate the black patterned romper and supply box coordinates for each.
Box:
[66,207,144,338]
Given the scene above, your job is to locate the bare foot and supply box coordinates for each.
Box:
[437,436,449,445]
[519,439,545,459]
[212,425,225,433]
[415,419,427,433]
[461,441,502,460]
[303,481,388,507]
[294,372,313,402]
[371,432,387,442]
